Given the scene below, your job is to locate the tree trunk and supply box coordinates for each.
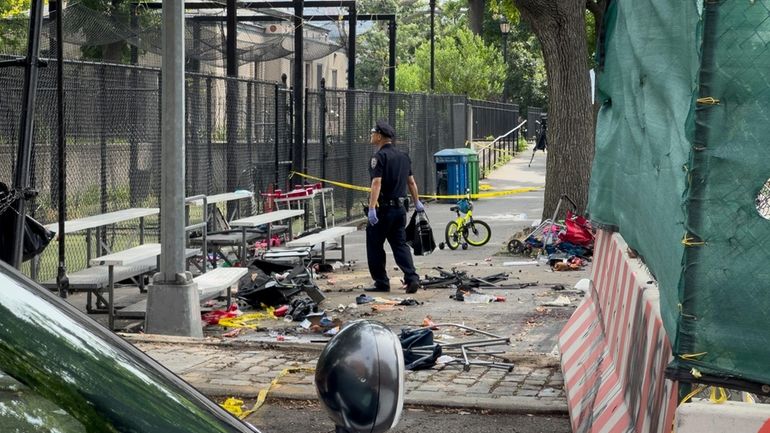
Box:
[468,0,485,35]
[514,0,594,220]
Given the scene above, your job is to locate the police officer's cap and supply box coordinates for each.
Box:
[371,119,396,139]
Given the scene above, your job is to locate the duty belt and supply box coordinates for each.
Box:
[379,197,407,207]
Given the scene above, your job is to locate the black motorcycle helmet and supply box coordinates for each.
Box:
[315,320,405,433]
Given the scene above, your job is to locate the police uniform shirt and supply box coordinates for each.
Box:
[369,144,412,200]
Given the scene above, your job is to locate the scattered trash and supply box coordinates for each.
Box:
[574,279,591,293]
[273,305,289,317]
[503,261,538,266]
[218,310,277,329]
[551,284,566,291]
[222,328,243,338]
[421,267,517,289]
[449,285,506,303]
[463,293,496,303]
[285,297,318,322]
[540,295,572,307]
[202,304,240,326]
[422,315,438,329]
[371,304,403,312]
[551,256,587,271]
[238,265,325,309]
[356,294,375,305]
[398,298,421,306]
[401,323,514,372]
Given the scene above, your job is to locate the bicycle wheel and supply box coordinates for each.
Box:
[463,220,492,246]
[444,221,462,250]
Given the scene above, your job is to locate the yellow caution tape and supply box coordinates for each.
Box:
[220,367,316,419]
[220,397,248,418]
[217,309,277,329]
[289,171,372,193]
[290,171,541,200]
[479,184,493,191]
[475,143,518,156]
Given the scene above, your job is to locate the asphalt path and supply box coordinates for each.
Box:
[245,400,572,433]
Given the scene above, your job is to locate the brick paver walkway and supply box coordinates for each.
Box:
[131,339,566,413]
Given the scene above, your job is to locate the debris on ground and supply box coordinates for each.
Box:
[400,324,514,372]
[449,285,507,303]
[422,315,438,329]
[356,294,375,304]
[202,304,240,326]
[237,265,325,309]
[421,267,535,290]
[540,295,572,307]
[551,256,588,272]
[574,278,590,293]
[502,260,538,266]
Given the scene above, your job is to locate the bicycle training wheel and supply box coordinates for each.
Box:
[445,221,462,250]
[463,220,492,247]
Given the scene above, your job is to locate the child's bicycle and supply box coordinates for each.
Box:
[439,195,492,250]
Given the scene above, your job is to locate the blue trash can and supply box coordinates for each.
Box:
[434,148,478,202]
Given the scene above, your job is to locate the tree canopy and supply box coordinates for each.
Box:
[354,0,545,104]
[395,27,505,99]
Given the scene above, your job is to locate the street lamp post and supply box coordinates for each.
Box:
[430,0,436,91]
[499,16,510,102]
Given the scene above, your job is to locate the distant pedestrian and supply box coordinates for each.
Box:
[365,119,424,294]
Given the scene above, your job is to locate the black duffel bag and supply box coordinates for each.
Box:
[406,211,436,256]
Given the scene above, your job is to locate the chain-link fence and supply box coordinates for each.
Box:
[1,57,517,281]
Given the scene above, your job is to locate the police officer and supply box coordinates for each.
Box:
[365,119,424,294]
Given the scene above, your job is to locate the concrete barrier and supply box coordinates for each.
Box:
[676,401,770,433]
[558,230,678,433]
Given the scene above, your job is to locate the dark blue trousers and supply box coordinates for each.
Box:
[366,206,419,290]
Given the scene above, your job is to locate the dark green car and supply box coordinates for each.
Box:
[0,261,259,433]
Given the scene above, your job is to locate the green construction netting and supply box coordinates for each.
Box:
[590,0,770,386]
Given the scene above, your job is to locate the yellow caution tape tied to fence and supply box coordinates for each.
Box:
[290,172,541,200]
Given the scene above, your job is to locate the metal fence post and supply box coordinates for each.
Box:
[344,90,355,220]
[320,78,327,183]
[226,77,239,216]
[423,94,430,192]
[99,66,108,254]
[247,81,254,195]
[205,77,213,195]
[274,83,280,187]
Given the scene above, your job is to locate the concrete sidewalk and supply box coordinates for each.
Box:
[127,335,567,414]
[122,149,576,414]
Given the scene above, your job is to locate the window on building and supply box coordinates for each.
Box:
[317,64,323,89]
[332,70,338,88]
[305,63,311,88]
